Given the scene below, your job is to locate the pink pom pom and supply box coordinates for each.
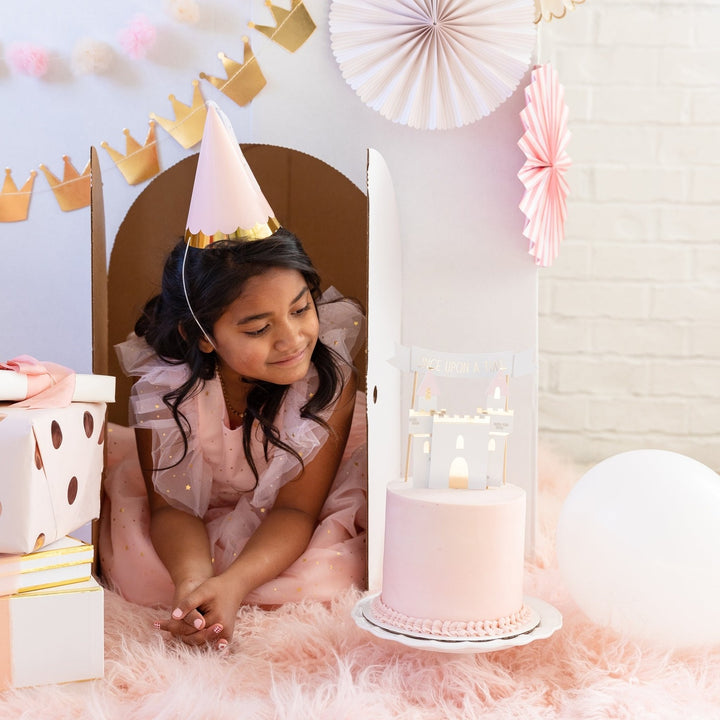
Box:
[118,14,157,60]
[6,43,49,77]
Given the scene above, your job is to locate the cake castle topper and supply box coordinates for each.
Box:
[405,367,514,491]
[199,38,266,108]
[150,80,208,150]
[38,156,90,212]
[0,168,36,223]
[101,121,160,186]
[184,101,280,249]
[248,0,316,53]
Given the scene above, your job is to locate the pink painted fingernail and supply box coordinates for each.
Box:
[217,639,228,651]
[212,624,223,635]
[153,621,161,630]
[172,608,183,619]
[194,618,204,629]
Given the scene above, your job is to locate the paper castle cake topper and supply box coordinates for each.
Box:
[185,102,280,248]
[406,369,514,490]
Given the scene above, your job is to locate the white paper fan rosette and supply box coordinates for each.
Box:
[329,0,537,131]
[517,63,571,267]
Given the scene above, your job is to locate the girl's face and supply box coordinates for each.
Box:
[203,267,319,386]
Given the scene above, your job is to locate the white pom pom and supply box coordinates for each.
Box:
[72,38,113,75]
[165,0,200,24]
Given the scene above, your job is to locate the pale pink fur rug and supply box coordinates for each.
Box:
[1,447,719,719]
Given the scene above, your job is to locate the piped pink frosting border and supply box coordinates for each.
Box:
[372,597,535,639]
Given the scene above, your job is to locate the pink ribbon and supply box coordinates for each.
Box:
[0,355,76,408]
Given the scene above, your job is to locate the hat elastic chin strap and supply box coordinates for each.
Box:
[181,241,217,351]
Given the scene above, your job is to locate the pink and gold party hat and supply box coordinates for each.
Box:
[185,102,280,248]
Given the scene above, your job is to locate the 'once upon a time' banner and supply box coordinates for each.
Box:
[391,345,535,379]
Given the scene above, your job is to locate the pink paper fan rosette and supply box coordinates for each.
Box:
[329,0,537,131]
[518,64,571,267]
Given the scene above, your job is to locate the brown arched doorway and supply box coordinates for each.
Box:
[106,145,368,425]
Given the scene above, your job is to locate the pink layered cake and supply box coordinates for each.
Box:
[372,482,533,639]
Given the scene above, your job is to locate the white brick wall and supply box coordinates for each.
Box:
[538,0,720,472]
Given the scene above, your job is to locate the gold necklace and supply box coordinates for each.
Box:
[218,371,246,420]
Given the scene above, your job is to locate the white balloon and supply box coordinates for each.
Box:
[556,449,720,649]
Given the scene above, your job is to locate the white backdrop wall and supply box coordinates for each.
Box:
[539,0,720,473]
[0,1,539,525]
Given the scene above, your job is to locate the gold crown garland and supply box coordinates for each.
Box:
[249,0,316,53]
[0,168,37,222]
[199,38,267,108]
[2,1,317,222]
[38,156,91,212]
[101,121,161,186]
[149,80,208,150]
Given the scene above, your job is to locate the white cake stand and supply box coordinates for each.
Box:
[352,593,562,654]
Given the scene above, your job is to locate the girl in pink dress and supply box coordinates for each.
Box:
[98,229,367,651]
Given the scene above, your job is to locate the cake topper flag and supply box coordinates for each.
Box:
[185,102,280,248]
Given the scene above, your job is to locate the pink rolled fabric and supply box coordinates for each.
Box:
[0,355,76,408]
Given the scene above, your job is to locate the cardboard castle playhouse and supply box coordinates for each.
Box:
[90,136,538,596]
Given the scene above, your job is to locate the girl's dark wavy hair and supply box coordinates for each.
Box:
[135,228,346,483]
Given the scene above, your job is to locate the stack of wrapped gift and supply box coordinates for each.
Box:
[0,356,114,690]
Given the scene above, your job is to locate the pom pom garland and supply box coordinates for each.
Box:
[118,14,157,60]
[71,38,114,75]
[165,0,200,25]
[6,43,49,77]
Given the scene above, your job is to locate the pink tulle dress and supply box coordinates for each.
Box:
[98,292,367,608]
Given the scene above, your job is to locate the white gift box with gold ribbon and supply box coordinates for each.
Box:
[0,576,104,689]
[0,403,106,554]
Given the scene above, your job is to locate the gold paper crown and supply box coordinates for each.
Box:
[150,80,208,150]
[0,168,37,223]
[249,0,316,52]
[101,121,160,186]
[38,156,91,212]
[199,38,266,107]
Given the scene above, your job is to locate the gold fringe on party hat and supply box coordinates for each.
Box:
[184,101,280,249]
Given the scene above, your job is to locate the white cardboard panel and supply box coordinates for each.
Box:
[366,149,403,592]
